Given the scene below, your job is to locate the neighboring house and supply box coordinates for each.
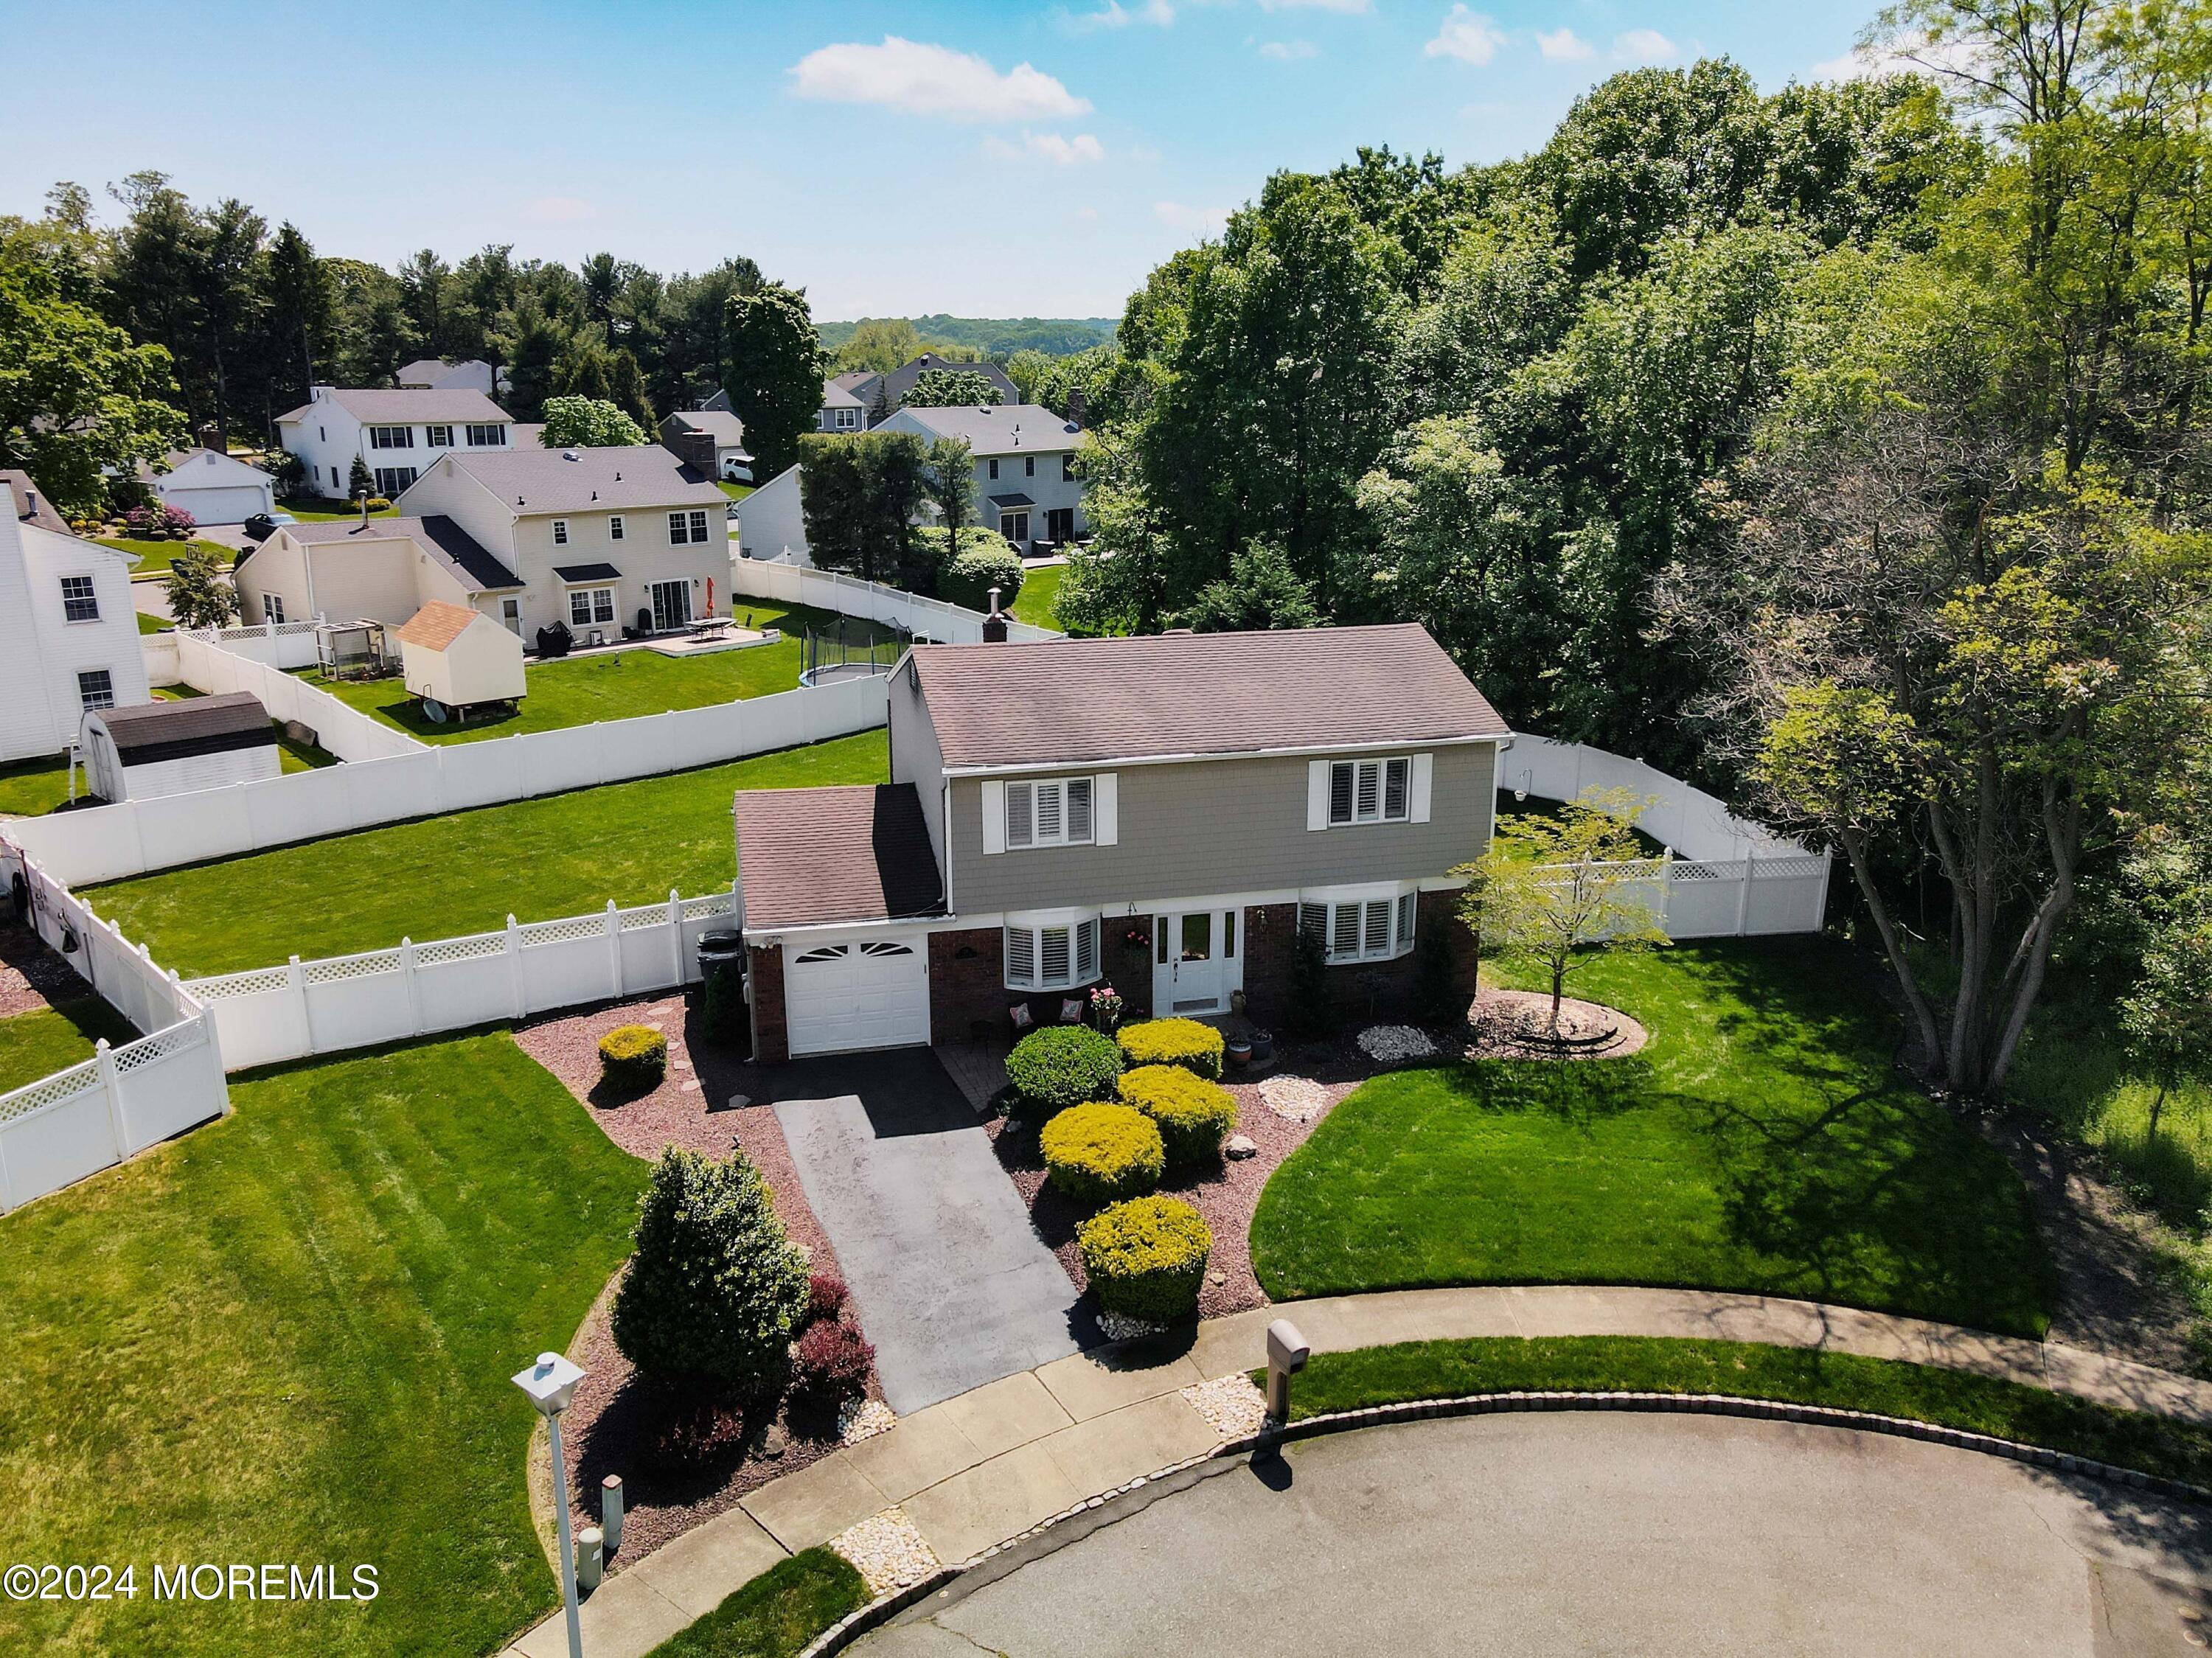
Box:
[81,692,279,803]
[232,515,524,633]
[394,358,506,397]
[816,377,868,433]
[0,470,152,765]
[731,624,1508,1060]
[139,447,276,526]
[734,464,811,565]
[658,410,754,481]
[702,386,734,414]
[873,403,1089,552]
[275,386,515,501]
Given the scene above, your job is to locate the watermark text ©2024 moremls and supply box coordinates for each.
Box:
[4,1562,380,1603]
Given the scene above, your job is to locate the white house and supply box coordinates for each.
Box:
[396,600,526,718]
[139,447,275,526]
[394,358,505,397]
[275,386,515,502]
[232,513,524,632]
[735,464,812,565]
[82,692,279,804]
[873,403,1090,553]
[0,470,153,765]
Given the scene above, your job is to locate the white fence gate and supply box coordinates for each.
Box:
[1503,734,1832,939]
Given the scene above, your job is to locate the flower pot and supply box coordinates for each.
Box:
[1225,1037,1253,1067]
[1248,1031,1274,1064]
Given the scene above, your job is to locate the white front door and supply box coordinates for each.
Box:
[1152,909,1239,1016]
[650,579,692,632]
[784,936,931,1056]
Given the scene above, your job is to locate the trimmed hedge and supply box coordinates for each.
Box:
[1078,1195,1211,1323]
[1119,1064,1237,1166]
[941,540,1026,612]
[1040,1103,1164,1208]
[1116,1017,1225,1081]
[599,1024,669,1092]
[1006,1024,1123,1116]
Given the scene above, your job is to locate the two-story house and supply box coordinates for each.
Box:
[275,386,515,501]
[872,404,1089,552]
[235,445,732,645]
[731,624,1509,1060]
[0,471,152,764]
[817,354,1022,432]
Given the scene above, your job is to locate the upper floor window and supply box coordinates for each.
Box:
[987,457,1001,480]
[1008,776,1092,849]
[668,509,710,545]
[552,519,569,546]
[466,423,506,447]
[609,515,625,541]
[373,466,417,497]
[77,669,114,711]
[1061,453,1076,481]
[369,425,414,450]
[59,575,99,623]
[425,425,453,447]
[832,407,859,431]
[1300,890,1416,965]
[1024,455,1035,477]
[1329,756,1411,826]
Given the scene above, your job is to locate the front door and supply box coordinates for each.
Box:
[1152,909,1238,1016]
[650,579,692,632]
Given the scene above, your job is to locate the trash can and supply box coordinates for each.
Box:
[697,930,747,1050]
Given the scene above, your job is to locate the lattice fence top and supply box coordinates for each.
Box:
[0,1059,100,1124]
[521,915,608,947]
[189,964,294,999]
[680,894,737,920]
[111,1019,206,1073]
[1755,856,1830,879]
[305,950,403,984]
[1670,860,1745,881]
[616,905,670,932]
[413,933,505,966]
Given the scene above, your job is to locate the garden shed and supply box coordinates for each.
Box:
[396,600,526,722]
[83,692,279,802]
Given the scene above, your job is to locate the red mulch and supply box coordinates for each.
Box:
[512,992,881,1571]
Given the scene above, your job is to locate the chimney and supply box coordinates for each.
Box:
[982,586,1009,643]
[195,419,223,453]
[1065,388,1088,429]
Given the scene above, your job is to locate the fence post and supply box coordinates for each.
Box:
[668,890,684,986]
[1736,845,1758,936]
[289,954,314,1056]
[198,1006,230,1104]
[507,916,527,1019]
[95,1037,131,1158]
[400,936,422,1036]
[605,900,624,997]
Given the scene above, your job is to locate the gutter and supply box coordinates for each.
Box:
[939,731,1512,780]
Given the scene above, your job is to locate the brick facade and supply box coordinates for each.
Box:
[1237,889,1474,1033]
[748,941,787,1064]
[928,917,1158,1042]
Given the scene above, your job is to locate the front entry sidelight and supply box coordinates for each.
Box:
[1151,908,1239,1015]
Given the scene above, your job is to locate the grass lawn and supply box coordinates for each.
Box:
[0,998,138,1096]
[282,497,398,522]
[1011,562,1064,630]
[1251,939,2056,1337]
[97,536,234,574]
[717,479,757,503]
[0,1031,647,1657]
[296,602,871,744]
[1276,1335,2212,1488]
[86,728,888,977]
[136,610,170,635]
[155,686,335,774]
[0,752,81,818]
[644,1550,869,1658]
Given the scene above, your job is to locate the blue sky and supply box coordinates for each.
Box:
[1,1,1882,319]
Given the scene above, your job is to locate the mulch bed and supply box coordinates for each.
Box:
[513,992,881,1571]
[1464,989,1649,1061]
[0,919,86,1020]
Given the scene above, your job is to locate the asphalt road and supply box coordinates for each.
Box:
[860,1413,2212,1657]
[772,1050,1085,1413]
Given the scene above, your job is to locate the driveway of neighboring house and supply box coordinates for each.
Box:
[771,1049,1088,1413]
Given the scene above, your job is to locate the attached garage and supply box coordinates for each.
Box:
[733,781,947,1062]
[783,936,931,1056]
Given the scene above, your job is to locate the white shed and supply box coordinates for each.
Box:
[144,448,276,526]
[83,693,280,803]
[397,600,526,720]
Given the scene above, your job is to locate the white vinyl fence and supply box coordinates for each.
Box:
[1503,734,1832,939]
[0,845,229,1213]
[729,560,1062,644]
[174,629,428,762]
[182,616,326,671]
[186,889,741,1072]
[5,673,889,889]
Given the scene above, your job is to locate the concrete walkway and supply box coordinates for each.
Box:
[505,1284,2212,1658]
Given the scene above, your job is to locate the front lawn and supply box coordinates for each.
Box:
[1251,940,2056,1337]
[0,999,137,1096]
[717,479,756,503]
[86,728,888,977]
[644,1550,869,1658]
[0,1031,647,1657]
[296,602,874,743]
[136,610,170,634]
[97,536,234,575]
[1278,1336,2212,1488]
[282,497,398,522]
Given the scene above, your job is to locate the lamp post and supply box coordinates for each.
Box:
[512,1351,588,1658]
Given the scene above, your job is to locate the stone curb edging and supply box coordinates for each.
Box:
[794,1388,2212,1657]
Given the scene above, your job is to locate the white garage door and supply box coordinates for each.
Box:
[168,485,269,526]
[784,936,931,1057]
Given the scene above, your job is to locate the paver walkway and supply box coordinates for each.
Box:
[506,1284,2212,1658]
[771,1051,1085,1413]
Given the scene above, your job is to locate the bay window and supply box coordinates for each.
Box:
[1004,911,1103,992]
[1298,885,1418,965]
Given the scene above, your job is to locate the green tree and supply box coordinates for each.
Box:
[1181,543,1321,631]
[796,431,928,585]
[163,544,240,630]
[539,395,646,447]
[1004,347,1055,403]
[903,367,1003,408]
[831,317,922,375]
[2115,840,2212,1143]
[258,222,332,419]
[727,282,822,480]
[922,436,974,536]
[608,347,655,426]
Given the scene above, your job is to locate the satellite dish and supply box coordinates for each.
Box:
[421,697,449,724]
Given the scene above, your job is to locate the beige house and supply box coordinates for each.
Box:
[232,515,524,631]
[396,601,526,718]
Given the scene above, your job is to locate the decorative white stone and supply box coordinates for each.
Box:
[1182,1372,1270,1441]
[1096,1309,1168,1342]
[839,1397,897,1446]
[831,1507,939,1597]
[1258,1075,1332,1123]
[1222,1132,1258,1159]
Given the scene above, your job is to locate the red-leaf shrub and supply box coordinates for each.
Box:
[805,1272,849,1325]
[644,1393,751,1474]
[790,1320,873,1407]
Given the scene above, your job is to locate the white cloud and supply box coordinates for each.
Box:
[790,37,1091,123]
[1259,38,1319,59]
[1425,5,1506,66]
[983,131,1107,164]
[1077,206,1101,220]
[1071,0,1175,29]
[1537,27,1593,61]
[521,195,597,223]
[1155,201,1231,233]
[1613,28,1678,65]
[1812,34,1984,83]
[1256,0,1369,11]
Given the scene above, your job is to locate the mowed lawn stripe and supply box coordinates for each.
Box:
[0,1032,647,1657]
[83,728,887,978]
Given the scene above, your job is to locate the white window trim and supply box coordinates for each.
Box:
[609,515,625,541]
[1298,882,1419,965]
[1307,753,1433,830]
[1003,908,1104,992]
[552,518,569,546]
[567,585,616,626]
[58,574,100,624]
[984,774,1116,854]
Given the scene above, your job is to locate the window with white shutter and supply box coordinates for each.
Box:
[1363,899,1391,956]
[999,777,1097,849]
[1066,776,1093,842]
[1331,905,1360,958]
[1007,782,1035,849]
[1040,926,1071,983]
[1006,927,1035,985]
[1076,917,1099,981]
[1004,913,1105,991]
[1307,887,1422,964]
[1327,756,1415,826]
[1397,891,1416,949]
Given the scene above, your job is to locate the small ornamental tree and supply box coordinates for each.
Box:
[923,436,975,537]
[163,544,240,630]
[347,455,374,500]
[540,394,647,448]
[1455,787,1669,1034]
[612,1146,810,1394]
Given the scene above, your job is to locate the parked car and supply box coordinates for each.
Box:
[241,510,299,542]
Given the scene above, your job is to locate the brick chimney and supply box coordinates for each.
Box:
[982,587,1010,642]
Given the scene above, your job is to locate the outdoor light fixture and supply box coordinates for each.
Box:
[512,1351,588,1658]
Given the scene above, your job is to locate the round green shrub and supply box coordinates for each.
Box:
[1040,1103,1165,1208]
[1118,1064,1237,1166]
[599,1024,669,1092]
[1005,1024,1123,1117]
[1116,1017,1225,1081]
[941,541,1025,612]
[1078,1196,1212,1324]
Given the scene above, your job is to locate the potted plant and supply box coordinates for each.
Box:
[1088,983,1126,1034]
[1248,1029,1274,1064]
[1225,1034,1253,1067]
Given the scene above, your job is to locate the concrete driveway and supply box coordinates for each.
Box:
[771,1050,1085,1413]
[858,1413,2212,1657]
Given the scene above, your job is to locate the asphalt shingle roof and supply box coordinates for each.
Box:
[439,445,728,515]
[734,784,945,930]
[262,515,524,592]
[664,409,750,448]
[275,387,509,425]
[95,692,270,753]
[909,624,1510,770]
[890,403,1085,456]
